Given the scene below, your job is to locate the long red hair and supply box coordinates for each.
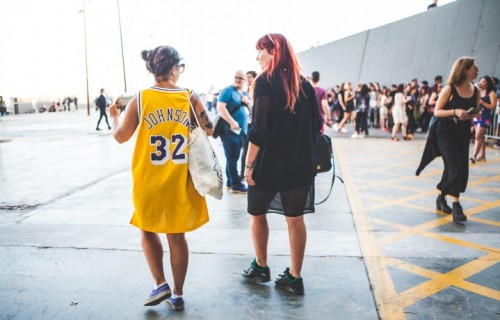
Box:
[256,33,301,111]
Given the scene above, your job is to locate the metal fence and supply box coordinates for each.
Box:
[485,103,500,144]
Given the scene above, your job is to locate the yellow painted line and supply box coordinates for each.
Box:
[334,140,406,320]
[359,183,427,193]
[473,185,500,193]
[373,200,499,246]
[422,232,500,254]
[468,216,500,227]
[386,256,500,304]
[376,217,449,246]
[370,217,409,231]
[366,190,439,212]
[333,138,500,317]
[375,218,499,253]
[454,278,500,301]
[363,192,491,214]
[461,200,500,216]
[467,175,500,187]
[398,253,500,306]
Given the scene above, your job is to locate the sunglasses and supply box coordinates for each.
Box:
[235,76,245,81]
[177,63,185,73]
[267,34,275,46]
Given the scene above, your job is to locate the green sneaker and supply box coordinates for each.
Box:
[241,258,271,283]
[275,268,304,295]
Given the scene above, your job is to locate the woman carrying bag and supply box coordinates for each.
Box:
[109,45,213,311]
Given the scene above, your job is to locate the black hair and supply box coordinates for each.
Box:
[434,75,443,82]
[360,84,369,96]
[141,46,181,82]
[311,71,320,82]
[481,75,495,93]
[246,70,257,78]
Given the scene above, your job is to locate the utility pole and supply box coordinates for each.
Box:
[117,0,127,93]
[82,0,90,116]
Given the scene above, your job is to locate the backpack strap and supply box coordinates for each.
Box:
[315,154,344,205]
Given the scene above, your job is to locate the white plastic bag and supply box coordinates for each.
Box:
[187,93,223,199]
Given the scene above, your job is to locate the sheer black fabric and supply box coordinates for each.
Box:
[247,73,322,215]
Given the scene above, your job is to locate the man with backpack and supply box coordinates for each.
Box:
[216,71,251,193]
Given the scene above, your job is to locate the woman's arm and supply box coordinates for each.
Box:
[244,142,260,186]
[482,91,498,110]
[434,85,467,120]
[428,92,437,107]
[338,92,345,110]
[109,96,139,144]
[345,90,353,102]
[190,93,214,136]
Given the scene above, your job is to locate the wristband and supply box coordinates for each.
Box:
[245,165,253,170]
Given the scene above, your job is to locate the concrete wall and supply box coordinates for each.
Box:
[298,0,500,87]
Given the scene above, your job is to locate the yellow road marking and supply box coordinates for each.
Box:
[334,138,500,318]
[397,253,500,306]
[334,141,406,320]
[384,256,500,306]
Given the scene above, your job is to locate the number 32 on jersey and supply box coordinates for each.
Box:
[150,134,187,165]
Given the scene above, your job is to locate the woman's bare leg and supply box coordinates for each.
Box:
[285,215,307,278]
[251,215,269,266]
[141,230,166,286]
[166,233,189,295]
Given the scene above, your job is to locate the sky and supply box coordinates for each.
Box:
[0,0,456,102]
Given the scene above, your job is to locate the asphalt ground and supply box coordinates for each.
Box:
[0,109,498,319]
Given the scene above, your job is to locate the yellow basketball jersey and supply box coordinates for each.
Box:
[130,87,209,233]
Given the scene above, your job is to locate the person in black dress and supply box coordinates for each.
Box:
[241,33,322,295]
[418,57,480,223]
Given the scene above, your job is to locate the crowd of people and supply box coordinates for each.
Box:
[43,96,78,113]
[316,75,499,147]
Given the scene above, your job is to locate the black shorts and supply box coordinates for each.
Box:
[345,102,354,113]
[247,185,314,217]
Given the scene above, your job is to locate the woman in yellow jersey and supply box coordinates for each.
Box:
[109,46,213,311]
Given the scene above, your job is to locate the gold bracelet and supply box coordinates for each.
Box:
[245,165,253,170]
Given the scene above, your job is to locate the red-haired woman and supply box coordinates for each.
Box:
[241,33,322,295]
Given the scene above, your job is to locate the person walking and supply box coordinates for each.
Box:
[310,71,333,131]
[240,70,257,179]
[0,96,6,121]
[241,33,322,295]
[333,83,347,132]
[108,45,213,311]
[95,88,111,131]
[471,76,497,163]
[216,70,252,193]
[337,82,355,133]
[391,84,410,141]
[417,56,480,223]
[352,83,370,138]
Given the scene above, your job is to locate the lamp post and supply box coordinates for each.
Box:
[81,0,90,116]
[117,0,127,93]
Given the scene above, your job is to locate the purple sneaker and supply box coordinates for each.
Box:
[231,184,248,194]
[167,296,185,311]
[144,283,171,306]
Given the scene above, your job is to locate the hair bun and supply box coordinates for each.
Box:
[141,50,152,61]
